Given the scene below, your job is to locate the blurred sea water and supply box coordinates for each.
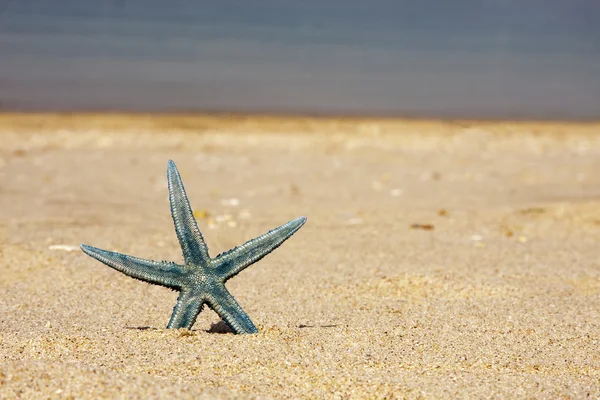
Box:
[0,0,599,119]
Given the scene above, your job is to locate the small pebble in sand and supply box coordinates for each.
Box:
[215,214,233,223]
[410,223,434,231]
[238,210,252,219]
[390,188,403,197]
[419,171,442,181]
[220,198,240,207]
[193,209,211,219]
[289,183,301,196]
[470,234,483,242]
[207,218,217,229]
[379,173,392,182]
[48,244,79,252]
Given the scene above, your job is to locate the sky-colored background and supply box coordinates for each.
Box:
[1,0,599,119]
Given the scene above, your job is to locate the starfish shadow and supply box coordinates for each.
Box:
[125,324,231,334]
[298,324,339,329]
[125,326,159,331]
[206,320,235,334]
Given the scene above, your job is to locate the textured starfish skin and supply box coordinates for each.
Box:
[81,160,306,334]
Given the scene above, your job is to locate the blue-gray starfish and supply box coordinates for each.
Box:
[81,160,306,334]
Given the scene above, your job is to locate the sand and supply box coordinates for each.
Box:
[0,113,599,399]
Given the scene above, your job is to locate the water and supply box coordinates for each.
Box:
[1,0,599,119]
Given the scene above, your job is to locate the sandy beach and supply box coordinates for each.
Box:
[0,113,599,398]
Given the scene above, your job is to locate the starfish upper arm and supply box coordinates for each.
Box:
[80,244,185,289]
[167,160,211,266]
[215,216,306,281]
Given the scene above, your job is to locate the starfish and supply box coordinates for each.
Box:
[81,160,306,334]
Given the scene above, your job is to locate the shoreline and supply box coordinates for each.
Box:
[0,113,598,146]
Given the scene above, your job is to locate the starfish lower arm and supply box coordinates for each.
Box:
[166,290,205,329]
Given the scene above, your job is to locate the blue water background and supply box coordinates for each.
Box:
[1,0,599,119]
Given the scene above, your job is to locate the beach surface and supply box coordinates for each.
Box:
[0,114,599,398]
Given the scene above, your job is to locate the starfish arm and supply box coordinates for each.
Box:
[206,284,258,334]
[166,290,205,329]
[167,160,211,265]
[81,244,185,290]
[215,216,307,281]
